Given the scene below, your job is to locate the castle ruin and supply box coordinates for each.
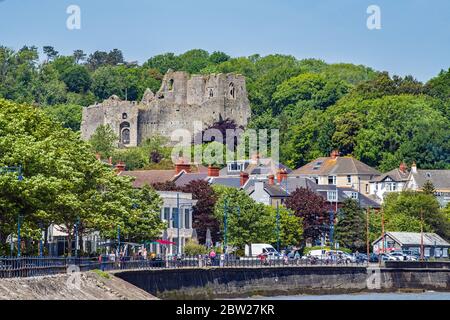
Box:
[81,70,251,147]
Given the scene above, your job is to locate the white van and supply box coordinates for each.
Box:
[308,249,328,260]
[245,243,280,257]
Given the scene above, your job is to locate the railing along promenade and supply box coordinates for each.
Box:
[0,255,371,279]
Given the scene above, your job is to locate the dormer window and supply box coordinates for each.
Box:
[328,175,336,185]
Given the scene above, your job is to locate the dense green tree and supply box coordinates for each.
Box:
[87,51,109,70]
[0,99,165,256]
[60,65,92,93]
[335,199,366,251]
[422,180,436,196]
[383,191,450,239]
[144,52,182,74]
[213,186,276,251]
[73,49,86,64]
[88,124,118,158]
[43,46,59,61]
[42,104,82,131]
[179,49,210,74]
[209,51,230,65]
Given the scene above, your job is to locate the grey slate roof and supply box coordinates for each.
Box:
[412,170,450,190]
[119,170,175,187]
[247,182,289,198]
[209,177,242,188]
[293,156,380,176]
[372,168,410,182]
[374,232,450,247]
[220,158,292,176]
[173,173,208,187]
[245,176,381,208]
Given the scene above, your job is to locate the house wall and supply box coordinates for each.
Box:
[317,175,372,195]
[369,181,406,202]
[157,191,195,255]
[249,182,271,206]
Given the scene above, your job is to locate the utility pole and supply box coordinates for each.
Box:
[177,192,180,255]
[223,199,228,254]
[276,202,280,252]
[117,225,120,256]
[366,207,370,266]
[420,209,424,261]
[379,207,385,267]
[17,214,22,257]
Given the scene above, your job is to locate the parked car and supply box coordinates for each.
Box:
[355,253,368,263]
[389,251,407,261]
[369,253,379,263]
[380,253,398,261]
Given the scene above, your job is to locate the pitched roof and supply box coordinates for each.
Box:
[293,156,380,176]
[247,182,289,198]
[119,170,175,188]
[412,170,450,190]
[209,177,242,188]
[173,172,208,187]
[371,168,410,182]
[244,176,381,208]
[374,232,450,247]
[219,158,291,176]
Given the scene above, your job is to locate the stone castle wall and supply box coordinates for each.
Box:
[81,71,251,147]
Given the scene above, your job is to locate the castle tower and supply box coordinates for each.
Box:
[81,71,251,147]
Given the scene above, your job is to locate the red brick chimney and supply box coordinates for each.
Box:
[175,159,191,175]
[330,149,340,160]
[277,169,288,184]
[268,174,275,185]
[399,162,407,173]
[240,172,249,186]
[115,161,126,173]
[208,165,220,177]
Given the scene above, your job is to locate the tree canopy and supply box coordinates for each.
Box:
[0,98,165,256]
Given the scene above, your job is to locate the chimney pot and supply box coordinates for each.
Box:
[240,172,249,186]
[208,165,220,177]
[175,159,191,175]
[268,174,275,185]
[277,169,288,184]
[330,149,340,159]
[399,162,407,173]
[411,161,417,174]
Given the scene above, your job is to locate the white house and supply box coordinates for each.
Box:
[404,163,450,207]
[154,191,197,255]
[369,163,409,203]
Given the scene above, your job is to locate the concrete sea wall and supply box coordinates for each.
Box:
[115,266,450,299]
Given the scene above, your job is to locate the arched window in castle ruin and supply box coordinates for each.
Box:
[122,113,128,120]
[168,79,174,91]
[209,88,214,98]
[229,82,235,99]
[120,122,130,145]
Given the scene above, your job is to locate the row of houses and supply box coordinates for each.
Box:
[42,151,449,255]
[114,150,449,253]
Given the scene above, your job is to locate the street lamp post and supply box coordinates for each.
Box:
[223,199,228,254]
[276,202,280,252]
[173,193,194,255]
[117,225,121,256]
[1,166,23,257]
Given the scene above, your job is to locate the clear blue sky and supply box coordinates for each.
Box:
[0,0,449,81]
